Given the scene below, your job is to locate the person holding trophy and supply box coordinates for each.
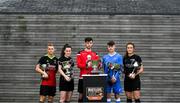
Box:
[76,37,100,102]
[58,44,74,103]
[123,42,144,103]
[102,41,123,103]
[35,43,58,103]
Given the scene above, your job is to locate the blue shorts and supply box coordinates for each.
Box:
[106,81,123,94]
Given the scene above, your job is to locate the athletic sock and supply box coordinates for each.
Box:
[116,98,121,103]
[107,98,111,103]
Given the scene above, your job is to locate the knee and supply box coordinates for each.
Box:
[126,94,133,99]
[48,96,54,103]
[60,98,66,103]
[40,96,46,103]
[134,94,140,99]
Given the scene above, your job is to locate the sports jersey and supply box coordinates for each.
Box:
[123,54,142,77]
[38,54,58,86]
[76,50,99,78]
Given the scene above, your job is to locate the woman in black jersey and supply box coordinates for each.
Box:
[58,44,74,103]
[123,42,144,103]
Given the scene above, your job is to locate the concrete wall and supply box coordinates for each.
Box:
[0,14,180,102]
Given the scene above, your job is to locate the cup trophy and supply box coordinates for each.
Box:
[40,64,49,79]
[61,61,73,78]
[91,60,102,74]
[129,61,139,78]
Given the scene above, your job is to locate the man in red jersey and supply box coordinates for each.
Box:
[76,37,100,102]
[35,43,58,103]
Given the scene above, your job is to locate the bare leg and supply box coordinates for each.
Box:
[78,93,83,102]
[48,96,54,103]
[39,95,46,103]
[133,90,141,103]
[125,91,133,103]
[66,91,73,102]
[60,91,67,103]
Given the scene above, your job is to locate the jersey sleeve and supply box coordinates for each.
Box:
[58,57,63,66]
[37,56,44,65]
[95,52,100,60]
[76,51,86,69]
[55,58,59,72]
[123,56,127,74]
[102,56,107,74]
[137,55,143,66]
[70,58,75,67]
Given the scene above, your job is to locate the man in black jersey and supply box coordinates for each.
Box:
[35,43,58,103]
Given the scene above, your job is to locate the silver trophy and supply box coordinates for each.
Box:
[40,64,48,78]
[91,60,102,74]
[129,61,139,78]
[61,61,73,77]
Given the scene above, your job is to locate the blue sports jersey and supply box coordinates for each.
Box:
[102,52,123,81]
[102,52,123,94]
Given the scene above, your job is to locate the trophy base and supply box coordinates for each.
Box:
[91,70,102,74]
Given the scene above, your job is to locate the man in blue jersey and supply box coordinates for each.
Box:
[102,41,123,103]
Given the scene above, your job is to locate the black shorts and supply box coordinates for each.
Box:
[124,76,141,92]
[40,85,56,96]
[59,77,74,91]
[78,79,83,93]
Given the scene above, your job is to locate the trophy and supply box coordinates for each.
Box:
[61,60,73,78]
[40,64,49,79]
[91,59,102,74]
[108,62,121,71]
[129,61,139,79]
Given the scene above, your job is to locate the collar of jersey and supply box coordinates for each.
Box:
[108,52,117,57]
[45,54,55,59]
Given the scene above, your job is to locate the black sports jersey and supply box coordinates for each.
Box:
[59,56,74,78]
[38,54,58,86]
[123,54,142,75]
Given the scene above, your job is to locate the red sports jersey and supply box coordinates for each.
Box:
[41,65,57,86]
[38,55,58,86]
[76,50,99,78]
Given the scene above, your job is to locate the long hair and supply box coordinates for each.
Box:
[60,44,72,57]
[125,42,135,57]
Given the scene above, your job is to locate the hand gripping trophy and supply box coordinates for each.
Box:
[40,63,49,79]
[61,60,73,78]
[107,62,122,84]
[129,61,139,79]
[91,59,102,74]
[86,55,102,74]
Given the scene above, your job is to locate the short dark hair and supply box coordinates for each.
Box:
[107,40,115,46]
[47,42,54,46]
[84,37,93,42]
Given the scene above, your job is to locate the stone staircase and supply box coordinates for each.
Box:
[0,15,180,102]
